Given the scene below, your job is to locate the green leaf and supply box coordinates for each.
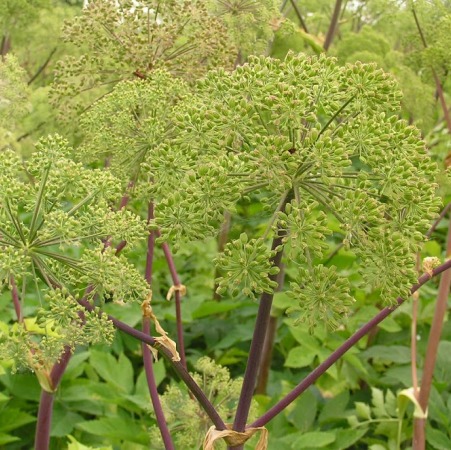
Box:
[319,391,350,425]
[51,404,83,437]
[426,427,451,450]
[90,350,134,394]
[67,435,112,450]
[330,428,368,450]
[371,388,389,418]
[355,402,372,420]
[360,345,411,364]
[192,300,242,319]
[75,417,150,445]
[0,373,41,401]
[377,316,402,333]
[293,431,336,447]
[285,346,316,368]
[286,388,318,432]
[0,408,35,432]
[0,433,20,445]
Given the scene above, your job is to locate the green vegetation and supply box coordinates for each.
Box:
[1,1,451,449]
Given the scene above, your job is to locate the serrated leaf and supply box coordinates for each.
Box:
[90,350,134,394]
[75,417,149,445]
[371,388,388,418]
[361,345,411,364]
[330,428,367,450]
[355,402,372,420]
[319,391,350,424]
[0,408,35,432]
[286,388,317,432]
[426,427,451,450]
[293,431,336,447]
[0,433,20,445]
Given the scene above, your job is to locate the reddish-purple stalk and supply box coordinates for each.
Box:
[34,391,54,450]
[76,297,227,431]
[229,208,290,449]
[35,347,72,450]
[141,201,174,448]
[160,238,186,367]
[142,317,175,449]
[410,204,450,427]
[255,265,285,395]
[250,259,451,429]
[413,214,451,449]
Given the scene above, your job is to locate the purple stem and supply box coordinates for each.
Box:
[250,259,451,428]
[231,193,291,445]
[142,201,174,447]
[230,244,286,450]
[34,346,72,450]
[34,391,54,450]
[142,317,175,449]
[77,298,226,430]
[160,240,186,367]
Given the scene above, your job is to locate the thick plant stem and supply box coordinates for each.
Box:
[77,298,226,431]
[161,240,186,367]
[323,0,343,51]
[413,216,451,449]
[35,391,54,450]
[255,316,278,396]
[34,346,72,450]
[141,202,174,448]
[230,192,291,448]
[250,260,451,427]
[250,260,451,428]
[255,266,285,395]
[142,317,175,450]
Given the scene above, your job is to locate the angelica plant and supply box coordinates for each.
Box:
[0,135,149,375]
[1,9,450,446]
[51,0,236,119]
[59,52,443,448]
